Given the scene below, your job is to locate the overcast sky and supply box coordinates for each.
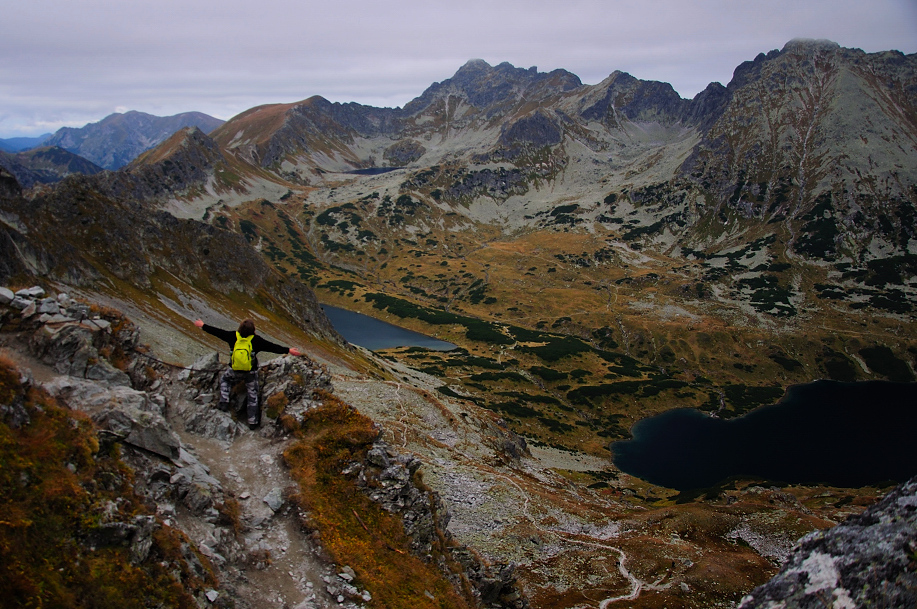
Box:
[2,0,915,138]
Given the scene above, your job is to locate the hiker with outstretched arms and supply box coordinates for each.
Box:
[194,318,302,429]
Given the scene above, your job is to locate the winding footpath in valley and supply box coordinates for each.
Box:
[332,360,669,607]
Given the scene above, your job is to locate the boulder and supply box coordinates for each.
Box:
[739,476,917,608]
[37,298,60,314]
[44,376,181,460]
[184,408,245,442]
[10,295,31,310]
[258,354,333,407]
[263,487,285,512]
[29,321,131,386]
[178,351,221,384]
[15,286,45,298]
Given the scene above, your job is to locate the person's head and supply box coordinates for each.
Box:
[238,319,256,337]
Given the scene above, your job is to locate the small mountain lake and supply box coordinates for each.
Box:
[345,167,403,175]
[321,304,457,351]
[611,380,917,491]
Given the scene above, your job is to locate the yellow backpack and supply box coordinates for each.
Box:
[231,332,254,371]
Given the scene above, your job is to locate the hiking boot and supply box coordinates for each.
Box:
[217,401,229,412]
[247,417,260,430]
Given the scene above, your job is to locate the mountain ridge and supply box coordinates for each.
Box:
[44,109,224,170]
[0,146,104,188]
[0,132,52,152]
[1,39,915,609]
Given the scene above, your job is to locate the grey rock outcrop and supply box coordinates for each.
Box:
[31,323,133,386]
[738,476,917,608]
[383,139,426,166]
[2,286,139,387]
[345,439,529,609]
[44,376,180,460]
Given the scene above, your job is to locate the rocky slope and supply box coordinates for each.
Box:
[0,167,339,346]
[738,476,917,608]
[1,287,530,609]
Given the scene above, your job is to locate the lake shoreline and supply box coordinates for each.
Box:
[611,379,917,491]
[321,303,457,352]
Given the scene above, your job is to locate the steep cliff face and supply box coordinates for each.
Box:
[681,39,917,235]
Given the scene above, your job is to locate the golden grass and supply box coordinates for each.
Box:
[0,358,213,609]
[283,391,475,609]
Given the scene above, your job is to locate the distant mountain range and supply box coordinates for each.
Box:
[0,133,52,152]
[0,146,104,189]
[0,111,224,186]
[116,41,915,269]
[44,110,224,170]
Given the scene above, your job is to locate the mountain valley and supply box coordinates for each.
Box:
[1,38,916,608]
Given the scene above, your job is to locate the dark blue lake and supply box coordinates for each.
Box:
[322,304,457,351]
[611,380,917,491]
[346,167,402,175]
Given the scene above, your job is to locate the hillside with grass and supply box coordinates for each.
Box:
[0,38,915,609]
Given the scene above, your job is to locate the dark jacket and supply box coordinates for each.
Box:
[202,324,288,370]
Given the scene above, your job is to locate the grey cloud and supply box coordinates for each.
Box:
[1,0,915,136]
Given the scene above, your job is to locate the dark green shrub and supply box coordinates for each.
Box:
[529,366,568,381]
[859,346,915,382]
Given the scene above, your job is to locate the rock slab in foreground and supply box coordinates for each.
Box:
[739,476,917,608]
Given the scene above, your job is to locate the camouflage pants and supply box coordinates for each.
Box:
[219,368,260,424]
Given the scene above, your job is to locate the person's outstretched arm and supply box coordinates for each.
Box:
[253,335,302,357]
[194,319,235,345]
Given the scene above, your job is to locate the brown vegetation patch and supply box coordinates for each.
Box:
[0,357,211,608]
[283,391,475,609]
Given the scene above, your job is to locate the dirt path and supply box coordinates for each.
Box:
[159,376,337,609]
[2,327,339,609]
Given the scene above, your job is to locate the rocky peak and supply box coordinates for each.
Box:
[405,59,582,116]
[121,126,229,196]
[684,80,730,128]
[579,70,690,126]
[781,37,843,54]
[452,58,495,80]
